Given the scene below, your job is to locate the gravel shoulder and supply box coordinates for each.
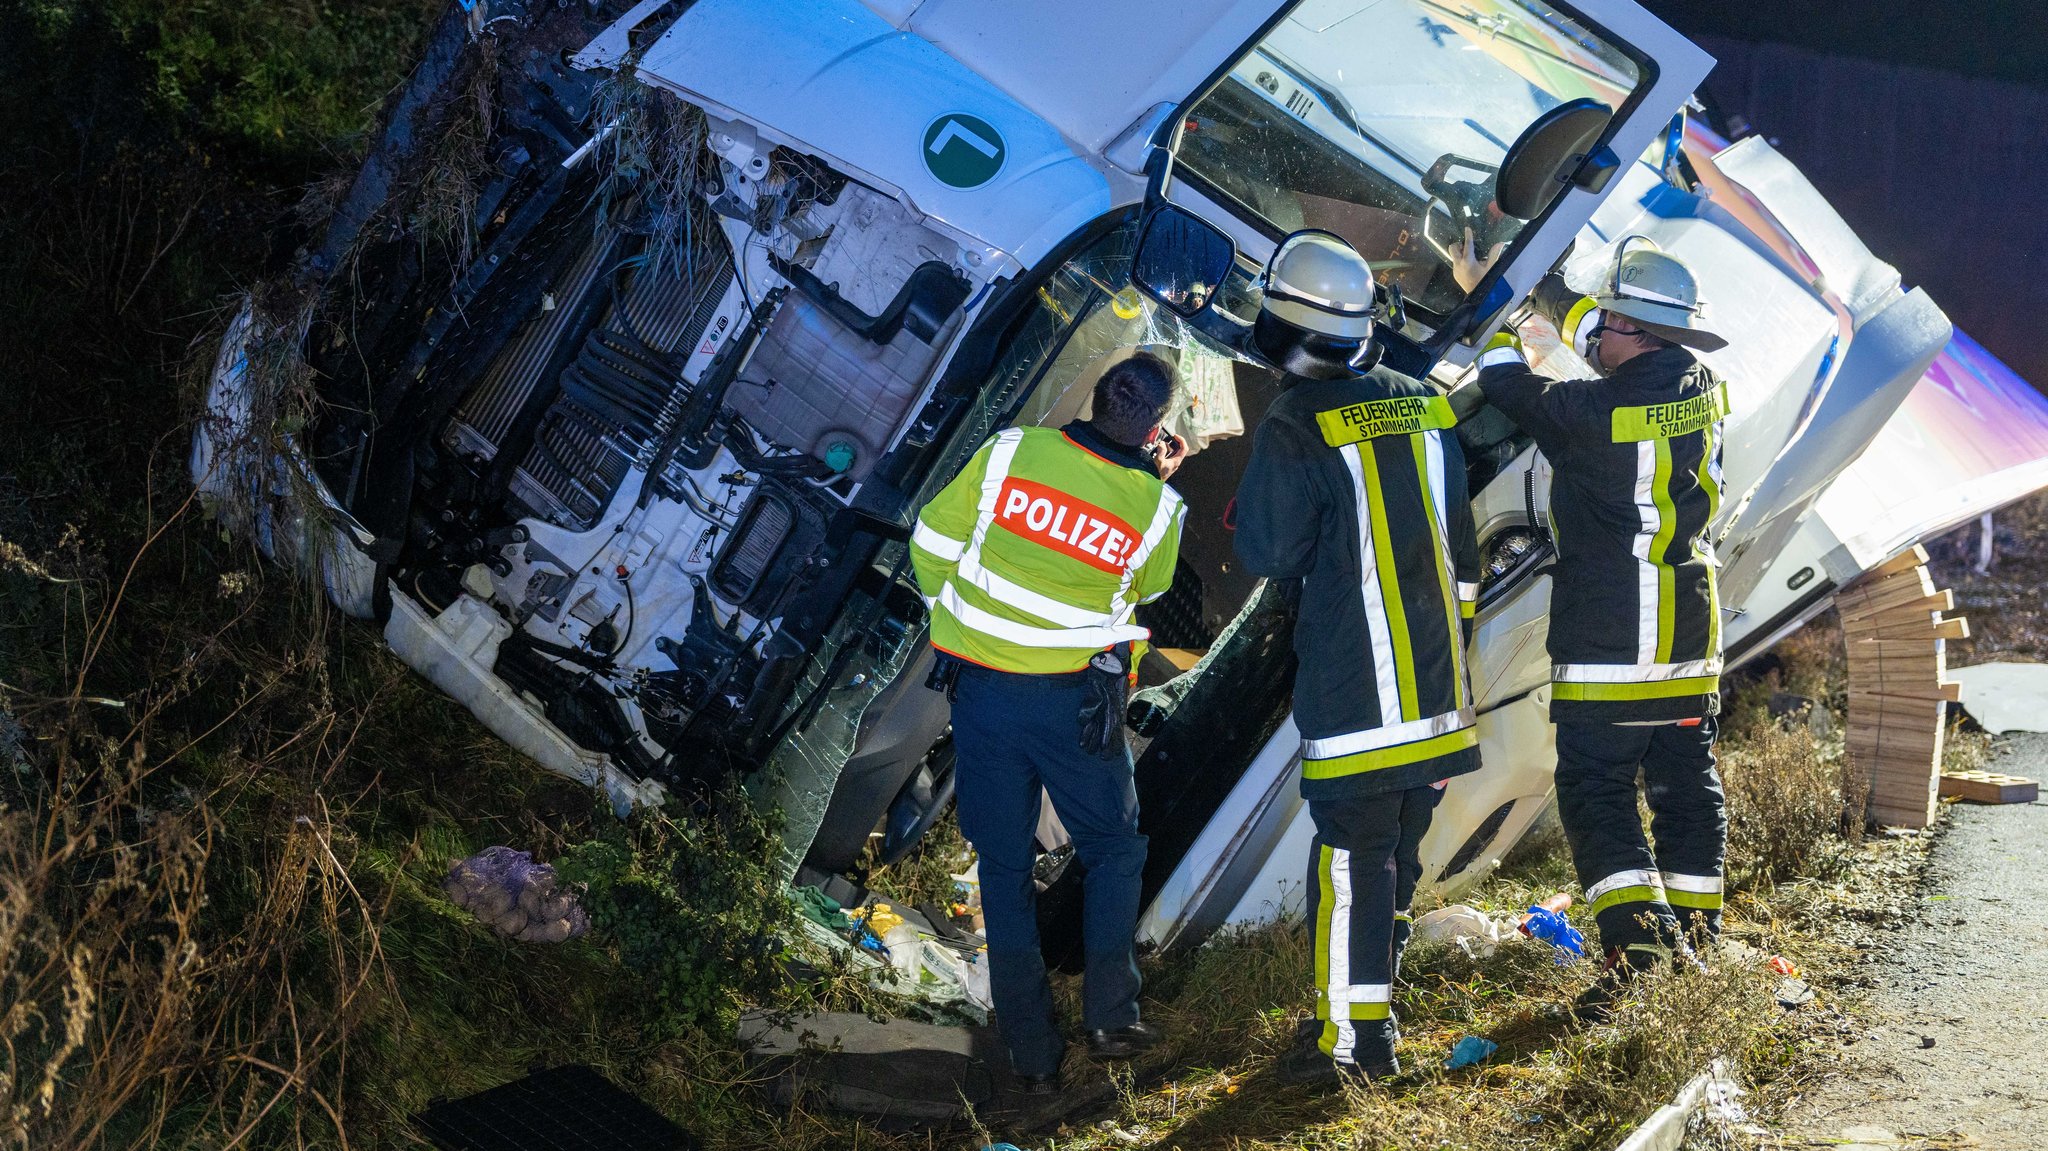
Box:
[1781,731,2048,1149]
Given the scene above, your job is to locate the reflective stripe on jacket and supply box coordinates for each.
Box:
[911,423,1184,675]
[1477,274,1727,723]
[1234,369,1483,799]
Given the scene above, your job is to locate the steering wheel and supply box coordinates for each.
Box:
[1420,153,1509,264]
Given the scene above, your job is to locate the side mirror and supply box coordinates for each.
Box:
[1131,204,1236,319]
[1496,97,1615,220]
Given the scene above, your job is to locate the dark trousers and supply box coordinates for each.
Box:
[951,665,1147,1078]
[1304,784,1442,1063]
[1554,719,1725,953]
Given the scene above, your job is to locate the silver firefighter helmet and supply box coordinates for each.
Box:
[1595,236,1728,353]
[1254,230,1380,379]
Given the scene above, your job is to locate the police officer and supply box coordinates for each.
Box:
[1470,237,1730,1021]
[1235,233,1482,1084]
[910,354,1187,1093]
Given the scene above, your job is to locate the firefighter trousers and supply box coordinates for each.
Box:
[1554,719,1726,953]
[951,664,1147,1078]
[1305,784,1442,1063]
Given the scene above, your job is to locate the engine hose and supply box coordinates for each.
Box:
[507,629,615,672]
[724,414,832,478]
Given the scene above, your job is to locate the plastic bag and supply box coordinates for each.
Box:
[442,846,589,943]
[1411,905,1514,958]
[1171,347,1244,450]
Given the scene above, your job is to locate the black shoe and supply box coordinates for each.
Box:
[1572,944,1668,1024]
[1274,1023,1397,1087]
[1012,1069,1060,1096]
[1086,1019,1164,1059]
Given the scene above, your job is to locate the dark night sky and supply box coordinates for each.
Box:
[1643,1,2048,387]
[1645,0,2048,91]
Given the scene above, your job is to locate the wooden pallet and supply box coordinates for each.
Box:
[1938,770,2040,805]
[1840,546,1968,829]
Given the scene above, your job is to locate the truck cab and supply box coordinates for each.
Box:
[196,0,2002,952]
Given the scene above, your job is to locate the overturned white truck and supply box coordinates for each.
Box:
[194,0,2048,960]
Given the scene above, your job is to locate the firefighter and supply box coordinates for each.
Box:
[910,354,1188,1094]
[1469,236,1731,1022]
[1235,232,1483,1084]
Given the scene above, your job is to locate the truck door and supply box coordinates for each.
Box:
[1152,0,1714,367]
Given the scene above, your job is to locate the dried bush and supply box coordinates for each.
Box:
[0,535,391,1150]
[1720,719,1861,891]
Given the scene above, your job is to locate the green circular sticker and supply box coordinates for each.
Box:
[922,112,1007,190]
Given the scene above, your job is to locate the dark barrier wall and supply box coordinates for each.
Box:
[1686,35,2048,390]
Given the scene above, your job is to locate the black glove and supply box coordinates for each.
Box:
[1078,645,1131,755]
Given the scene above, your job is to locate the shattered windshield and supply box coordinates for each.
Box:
[1177,0,1643,318]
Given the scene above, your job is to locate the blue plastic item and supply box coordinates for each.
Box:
[851,923,890,957]
[1445,1035,1498,1069]
[1520,906,1586,961]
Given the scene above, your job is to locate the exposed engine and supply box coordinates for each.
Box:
[296,12,981,792]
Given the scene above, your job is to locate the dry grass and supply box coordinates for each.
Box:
[1721,722,1862,890]
[0,520,393,1149]
[994,872,1792,1151]
[1924,491,2048,666]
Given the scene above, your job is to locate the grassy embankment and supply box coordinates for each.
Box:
[0,4,2010,1148]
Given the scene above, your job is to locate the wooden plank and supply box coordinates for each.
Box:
[1847,638,1949,659]
[1871,805,1936,831]
[1847,682,1962,703]
[1848,692,1947,708]
[1846,740,1940,758]
[1841,609,1963,638]
[1844,656,1941,671]
[1843,561,1933,593]
[1868,545,1931,579]
[1939,771,2040,804]
[1845,717,1946,738]
[1853,559,1935,594]
[1839,587,1955,621]
[1846,721,1945,745]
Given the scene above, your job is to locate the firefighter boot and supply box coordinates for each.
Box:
[1275,1018,1399,1087]
[1391,911,1414,982]
[1572,943,1672,1024]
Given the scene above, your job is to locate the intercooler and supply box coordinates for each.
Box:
[448,210,733,530]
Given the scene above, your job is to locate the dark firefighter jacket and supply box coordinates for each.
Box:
[1235,367,1483,801]
[1476,274,1728,723]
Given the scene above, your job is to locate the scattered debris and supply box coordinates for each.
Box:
[1774,978,1815,1009]
[1767,955,1799,977]
[1919,1034,1937,1049]
[1718,938,1760,964]
[441,847,589,943]
[1517,895,1586,960]
[846,900,994,1010]
[1412,905,1515,958]
[1938,768,2039,804]
[1445,1036,1498,1070]
[738,1010,1003,1121]
[793,884,854,930]
[1611,1059,1743,1151]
